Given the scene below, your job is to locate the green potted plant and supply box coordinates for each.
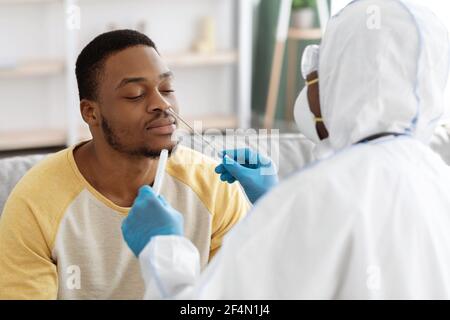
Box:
[291,0,316,29]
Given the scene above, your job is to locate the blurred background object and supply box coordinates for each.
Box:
[254,0,325,130]
[192,16,216,54]
[291,0,316,28]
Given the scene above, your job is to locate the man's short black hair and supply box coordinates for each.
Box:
[75,29,158,101]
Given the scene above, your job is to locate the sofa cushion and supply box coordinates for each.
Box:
[0,155,46,214]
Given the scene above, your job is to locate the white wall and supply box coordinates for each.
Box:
[0,1,65,131]
[0,2,65,61]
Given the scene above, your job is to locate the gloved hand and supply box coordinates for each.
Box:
[215,148,279,204]
[121,185,184,257]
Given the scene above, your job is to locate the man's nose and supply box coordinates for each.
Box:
[146,90,172,113]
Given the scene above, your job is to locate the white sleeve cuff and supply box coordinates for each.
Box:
[139,235,201,300]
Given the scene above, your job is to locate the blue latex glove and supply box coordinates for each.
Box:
[121,185,184,257]
[214,148,279,204]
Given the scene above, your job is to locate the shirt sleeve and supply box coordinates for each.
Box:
[209,184,251,259]
[0,193,58,299]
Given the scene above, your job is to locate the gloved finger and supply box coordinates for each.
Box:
[157,195,178,213]
[216,163,237,182]
[219,148,248,161]
[138,185,155,197]
[221,154,251,179]
[133,185,157,207]
[226,175,236,184]
[215,164,226,174]
[220,172,236,183]
[257,153,274,168]
[158,194,168,206]
[238,149,273,168]
[219,149,235,160]
[221,148,263,167]
[219,172,229,181]
[222,171,236,182]
[244,149,259,167]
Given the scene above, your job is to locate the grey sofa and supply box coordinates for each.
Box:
[0,154,46,215]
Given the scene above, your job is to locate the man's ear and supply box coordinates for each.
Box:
[80,99,100,127]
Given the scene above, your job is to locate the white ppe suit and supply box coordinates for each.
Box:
[139,0,450,299]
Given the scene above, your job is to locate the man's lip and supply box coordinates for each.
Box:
[146,123,176,135]
[145,118,176,130]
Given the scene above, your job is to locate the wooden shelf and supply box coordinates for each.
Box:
[287,28,322,40]
[0,128,66,151]
[0,60,65,78]
[164,51,238,67]
[0,51,235,79]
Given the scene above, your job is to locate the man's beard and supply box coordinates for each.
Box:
[101,116,177,158]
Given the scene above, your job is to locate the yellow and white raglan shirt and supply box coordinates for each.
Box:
[0,144,250,299]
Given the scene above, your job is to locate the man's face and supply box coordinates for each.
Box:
[95,45,179,157]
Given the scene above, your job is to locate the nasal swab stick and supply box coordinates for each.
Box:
[166,107,221,156]
[153,149,168,196]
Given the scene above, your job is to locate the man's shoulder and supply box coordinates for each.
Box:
[168,145,218,168]
[166,145,250,213]
[9,147,84,210]
[166,145,220,179]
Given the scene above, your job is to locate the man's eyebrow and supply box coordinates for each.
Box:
[115,77,147,90]
[115,71,173,90]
